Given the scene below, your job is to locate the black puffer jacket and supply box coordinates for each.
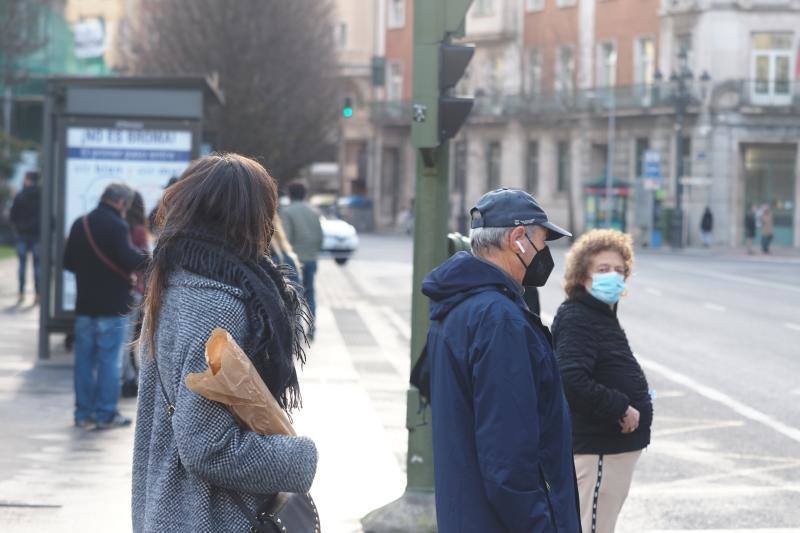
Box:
[552,290,652,455]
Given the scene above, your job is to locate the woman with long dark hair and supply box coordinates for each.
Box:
[132,154,317,533]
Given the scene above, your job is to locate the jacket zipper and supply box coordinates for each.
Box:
[540,467,558,531]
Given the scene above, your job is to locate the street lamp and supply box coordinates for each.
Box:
[669,49,694,248]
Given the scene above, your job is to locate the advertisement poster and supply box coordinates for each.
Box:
[62,126,193,311]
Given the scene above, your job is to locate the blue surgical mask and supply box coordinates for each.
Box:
[590,272,626,305]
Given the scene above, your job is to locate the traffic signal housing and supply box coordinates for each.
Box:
[411,1,475,149]
[342,97,354,119]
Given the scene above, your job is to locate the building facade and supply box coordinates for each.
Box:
[369,0,800,248]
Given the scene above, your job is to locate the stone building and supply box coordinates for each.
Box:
[369,0,800,248]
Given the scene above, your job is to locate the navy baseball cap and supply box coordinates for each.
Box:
[470,188,572,241]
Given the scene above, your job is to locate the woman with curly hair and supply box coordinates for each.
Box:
[551,229,653,533]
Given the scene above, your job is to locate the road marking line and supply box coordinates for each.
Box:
[653,420,745,437]
[703,302,727,312]
[785,323,800,332]
[638,357,800,445]
[645,287,663,296]
[648,528,800,532]
[653,263,800,294]
[381,306,412,340]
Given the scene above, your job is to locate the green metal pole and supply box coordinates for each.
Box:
[407,144,450,489]
[362,146,450,532]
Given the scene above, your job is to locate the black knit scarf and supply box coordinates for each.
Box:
[157,230,310,411]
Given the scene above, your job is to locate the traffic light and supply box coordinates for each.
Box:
[342,97,354,118]
[411,0,474,149]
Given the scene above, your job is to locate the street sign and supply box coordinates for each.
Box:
[643,150,662,179]
[680,176,713,187]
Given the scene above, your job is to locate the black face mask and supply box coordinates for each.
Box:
[516,235,555,287]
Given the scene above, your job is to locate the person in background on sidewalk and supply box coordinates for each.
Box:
[63,183,149,430]
[760,203,774,254]
[121,191,151,398]
[281,182,323,338]
[700,206,714,248]
[270,215,302,284]
[423,188,580,532]
[552,229,653,533]
[9,171,41,305]
[745,205,757,254]
[133,153,317,533]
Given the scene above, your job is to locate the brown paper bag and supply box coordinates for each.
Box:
[186,328,296,436]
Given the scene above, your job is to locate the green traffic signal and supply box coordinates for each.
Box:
[343,97,354,118]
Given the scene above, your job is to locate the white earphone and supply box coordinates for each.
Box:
[515,240,526,254]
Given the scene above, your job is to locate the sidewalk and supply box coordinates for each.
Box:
[0,258,406,532]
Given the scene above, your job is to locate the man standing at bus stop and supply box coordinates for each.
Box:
[64,183,149,430]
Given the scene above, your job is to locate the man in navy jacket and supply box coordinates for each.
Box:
[423,188,581,532]
[64,183,149,430]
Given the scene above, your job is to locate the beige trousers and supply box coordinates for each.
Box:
[574,450,642,533]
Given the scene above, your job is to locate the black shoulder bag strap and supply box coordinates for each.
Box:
[151,356,176,417]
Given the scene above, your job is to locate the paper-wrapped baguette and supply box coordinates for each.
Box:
[186,328,295,436]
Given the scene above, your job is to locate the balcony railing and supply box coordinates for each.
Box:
[733,79,800,108]
[369,100,412,125]
[369,80,800,126]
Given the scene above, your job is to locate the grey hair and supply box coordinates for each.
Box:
[470,226,515,257]
[101,182,135,206]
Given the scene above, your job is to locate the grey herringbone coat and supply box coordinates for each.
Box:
[132,270,318,532]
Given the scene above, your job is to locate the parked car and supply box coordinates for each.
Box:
[321,216,358,265]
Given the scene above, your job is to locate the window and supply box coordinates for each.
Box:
[596,42,617,87]
[634,37,656,85]
[388,0,405,29]
[387,62,403,101]
[679,137,692,178]
[525,48,542,95]
[555,46,575,94]
[557,141,570,192]
[635,138,650,178]
[556,0,577,7]
[473,0,495,16]
[454,140,469,192]
[487,142,502,190]
[675,33,693,71]
[526,0,545,12]
[526,141,540,194]
[486,54,504,96]
[751,32,794,105]
[336,23,348,50]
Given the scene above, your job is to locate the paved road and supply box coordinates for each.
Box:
[339,235,800,531]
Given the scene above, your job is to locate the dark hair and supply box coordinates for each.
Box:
[24,171,40,184]
[101,182,134,206]
[143,153,279,350]
[287,182,307,201]
[126,191,146,228]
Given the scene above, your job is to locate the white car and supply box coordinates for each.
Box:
[320,216,359,265]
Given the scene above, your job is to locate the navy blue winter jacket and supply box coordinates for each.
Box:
[423,252,581,533]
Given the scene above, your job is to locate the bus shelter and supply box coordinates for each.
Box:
[38,76,223,359]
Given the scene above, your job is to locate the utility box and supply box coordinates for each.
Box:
[38,76,224,359]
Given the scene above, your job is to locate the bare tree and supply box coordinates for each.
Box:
[118,0,341,183]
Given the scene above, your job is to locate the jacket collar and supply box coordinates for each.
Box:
[574,288,618,317]
[474,256,523,295]
[97,202,123,219]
